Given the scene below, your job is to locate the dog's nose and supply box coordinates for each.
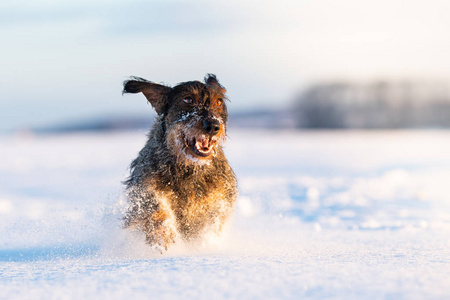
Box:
[202,119,221,135]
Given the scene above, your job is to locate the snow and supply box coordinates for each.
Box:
[1,129,450,299]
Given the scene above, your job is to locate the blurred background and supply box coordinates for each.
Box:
[1,0,450,133]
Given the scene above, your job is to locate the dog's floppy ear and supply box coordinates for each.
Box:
[123,77,171,114]
[204,74,226,94]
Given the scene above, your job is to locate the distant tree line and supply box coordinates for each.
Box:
[294,81,450,128]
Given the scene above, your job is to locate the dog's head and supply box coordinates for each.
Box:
[123,74,228,165]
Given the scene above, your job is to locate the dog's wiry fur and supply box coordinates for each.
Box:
[122,74,238,251]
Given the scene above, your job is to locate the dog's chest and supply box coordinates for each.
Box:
[166,179,233,238]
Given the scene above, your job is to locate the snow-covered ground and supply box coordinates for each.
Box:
[1,129,449,299]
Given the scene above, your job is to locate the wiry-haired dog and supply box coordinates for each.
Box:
[122,74,238,251]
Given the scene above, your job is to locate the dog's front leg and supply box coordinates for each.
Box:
[140,208,177,252]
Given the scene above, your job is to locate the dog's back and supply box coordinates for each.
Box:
[122,74,237,250]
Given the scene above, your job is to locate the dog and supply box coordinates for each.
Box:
[122,74,238,251]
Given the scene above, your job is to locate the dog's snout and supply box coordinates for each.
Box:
[202,119,220,135]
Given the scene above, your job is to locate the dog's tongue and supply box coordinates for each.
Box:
[195,136,212,153]
[201,137,210,148]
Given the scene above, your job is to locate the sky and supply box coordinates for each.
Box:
[1,0,450,131]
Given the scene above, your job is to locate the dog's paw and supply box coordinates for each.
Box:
[146,225,177,253]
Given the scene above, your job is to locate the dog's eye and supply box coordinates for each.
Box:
[183,97,193,104]
[215,98,223,107]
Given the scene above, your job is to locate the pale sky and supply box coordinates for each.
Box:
[1,0,450,131]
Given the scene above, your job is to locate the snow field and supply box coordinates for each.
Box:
[1,129,450,299]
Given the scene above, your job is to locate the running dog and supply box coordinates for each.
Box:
[122,74,237,251]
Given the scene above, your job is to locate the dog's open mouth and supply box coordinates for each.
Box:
[188,136,215,157]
